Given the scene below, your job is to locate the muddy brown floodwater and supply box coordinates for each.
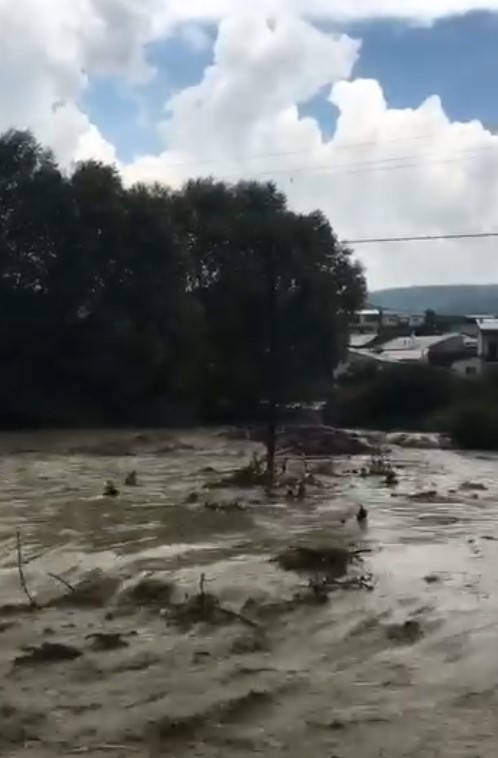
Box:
[1,429,498,757]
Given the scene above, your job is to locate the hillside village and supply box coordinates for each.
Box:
[341,307,498,378]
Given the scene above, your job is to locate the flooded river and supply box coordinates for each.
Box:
[1,429,498,757]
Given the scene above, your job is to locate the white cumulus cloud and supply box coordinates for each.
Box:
[124,13,498,288]
[161,0,498,24]
[0,0,170,164]
[1,0,498,286]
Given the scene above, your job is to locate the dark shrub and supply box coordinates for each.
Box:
[328,363,454,430]
[446,402,498,451]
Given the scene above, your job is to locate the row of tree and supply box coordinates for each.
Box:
[0,130,366,426]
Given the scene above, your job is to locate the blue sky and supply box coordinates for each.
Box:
[83,11,498,162]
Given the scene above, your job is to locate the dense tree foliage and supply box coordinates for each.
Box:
[0,130,366,426]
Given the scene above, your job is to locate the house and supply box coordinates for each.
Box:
[408,314,425,329]
[395,313,425,329]
[333,346,394,380]
[351,308,424,333]
[377,333,465,364]
[477,319,498,365]
[382,310,402,329]
[351,309,382,331]
[452,356,481,378]
[336,333,466,380]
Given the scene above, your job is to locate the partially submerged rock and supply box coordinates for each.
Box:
[14,641,82,666]
[172,591,229,628]
[117,576,175,609]
[408,490,454,504]
[0,702,45,746]
[279,425,371,456]
[86,632,129,652]
[147,689,273,745]
[387,432,449,450]
[459,481,488,492]
[311,460,336,477]
[249,425,372,456]
[231,631,269,655]
[51,570,120,608]
[273,545,356,578]
[385,620,423,645]
[203,498,246,513]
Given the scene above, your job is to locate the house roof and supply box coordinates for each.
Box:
[467,314,498,321]
[380,333,460,352]
[463,336,478,347]
[349,333,378,348]
[348,348,394,363]
[477,319,498,332]
[381,349,425,362]
[349,347,425,364]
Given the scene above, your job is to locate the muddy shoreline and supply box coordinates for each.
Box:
[1,430,498,756]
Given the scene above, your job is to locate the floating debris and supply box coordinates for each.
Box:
[103,481,119,497]
[424,573,442,584]
[357,505,368,524]
[296,480,306,500]
[124,471,138,487]
[385,470,399,487]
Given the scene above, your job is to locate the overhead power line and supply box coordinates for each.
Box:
[343,231,498,245]
[154,132,452,170]
[214,144,498,182]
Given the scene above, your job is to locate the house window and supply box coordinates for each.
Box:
[488,341,498,362]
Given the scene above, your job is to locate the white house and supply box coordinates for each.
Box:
[352,309,382,331]
[477,319,498,364]
[351,309,424,332]
[408,314,425,328]
[452,356,481,378]
[382,310,402,329]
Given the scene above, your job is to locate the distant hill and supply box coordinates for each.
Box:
[371,285,498,316]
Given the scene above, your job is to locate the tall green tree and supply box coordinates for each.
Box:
[174,178,365,418]
[0,130,366,426]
